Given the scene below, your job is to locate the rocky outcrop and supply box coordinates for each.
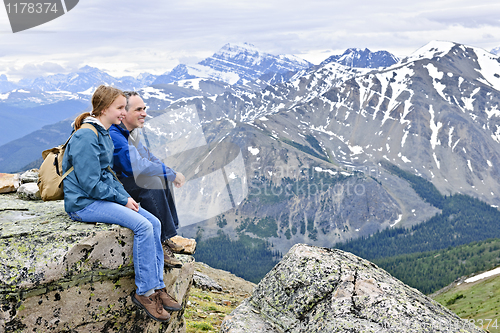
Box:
[19,169,39,184]
[193,271,223,292]
[16,183,41,200]
[0,173,19,194]
[221,244,485,333]
[0,193,194,332]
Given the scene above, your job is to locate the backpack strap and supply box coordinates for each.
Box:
[107,166,122,184]
[59,123,99,184]
[80,123,98,136]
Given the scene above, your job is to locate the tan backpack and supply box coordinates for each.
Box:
[37,123,98,201]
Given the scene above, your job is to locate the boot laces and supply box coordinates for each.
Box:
[151,292,163,314]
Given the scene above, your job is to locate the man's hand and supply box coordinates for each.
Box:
[126,197,139,212]
[173,172,186,188]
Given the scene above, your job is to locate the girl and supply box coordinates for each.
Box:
[62,85,180,322]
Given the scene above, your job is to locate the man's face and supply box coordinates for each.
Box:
[122,95,147,131]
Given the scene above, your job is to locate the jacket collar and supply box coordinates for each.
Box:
[113,122,130,139]
[117,122,140,145]
[83,116,107,132]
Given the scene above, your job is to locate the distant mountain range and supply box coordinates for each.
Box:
[153,43,312,86]
[320,47,399,68]
[0,43,401,164]
[0,66,156,94]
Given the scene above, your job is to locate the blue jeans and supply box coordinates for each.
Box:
[68,201,166,295]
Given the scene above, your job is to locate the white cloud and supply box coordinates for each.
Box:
[0,0,499,79]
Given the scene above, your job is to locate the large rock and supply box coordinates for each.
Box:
[0,173,20,194]
[19,169,39,184]
[221,244,485,333]
[0,193,194,332]
[16,182,41,200]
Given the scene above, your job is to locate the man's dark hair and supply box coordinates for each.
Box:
[123,91,139,111]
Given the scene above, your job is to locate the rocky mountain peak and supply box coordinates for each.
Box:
[77,65,100,73]
[214,42,261,60]
[320,47,399,68]
[198,42,312,82]
[153,43,312,86]
[491,46,500,55]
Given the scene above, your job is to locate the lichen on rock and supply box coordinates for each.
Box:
[221,244,485,333]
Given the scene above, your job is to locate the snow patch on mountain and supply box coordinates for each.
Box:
[404,40,455,63]
[424,63,447,100]
[474,48,500,92]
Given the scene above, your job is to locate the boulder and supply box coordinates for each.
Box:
[193,271,223,291]
[0,173,20,194]
[20,169,39,184]
[221,244,485,333]
[0,193,194,332]
[170,235,197,255]
[17,183,41,200]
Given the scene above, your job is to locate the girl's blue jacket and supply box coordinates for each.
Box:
[62,120,129,213]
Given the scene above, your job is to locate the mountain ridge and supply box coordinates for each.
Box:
[320,47,399,68]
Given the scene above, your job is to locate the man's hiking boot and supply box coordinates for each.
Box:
[162,242,183,268]
[169,235,197,255]
[165,238,184,254]
[132,292,170,322]
[156,287,183,311]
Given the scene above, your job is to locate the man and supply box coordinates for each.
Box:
[109,91,186,269]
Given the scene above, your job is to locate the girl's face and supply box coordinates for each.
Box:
[99,95,127,129]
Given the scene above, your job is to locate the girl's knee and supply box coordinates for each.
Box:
[149,216,161,231]
[135,218,154,236]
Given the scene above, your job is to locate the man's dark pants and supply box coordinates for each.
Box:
[121,175,179,243]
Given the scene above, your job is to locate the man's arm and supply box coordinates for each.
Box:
[131,140,177,181]
[110,125,177,181]
[172,172,185,188]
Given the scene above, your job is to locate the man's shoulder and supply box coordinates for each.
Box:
[109,124,123,134]
[109,124,127,139]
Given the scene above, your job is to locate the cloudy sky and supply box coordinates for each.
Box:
[1,0,500,81]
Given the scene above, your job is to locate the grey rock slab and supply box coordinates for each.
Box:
[193,271,223,291]
[19,169,39,184]
[16,183,41,200]
[221,244,485,333]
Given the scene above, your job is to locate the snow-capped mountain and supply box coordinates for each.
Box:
[0,43,314,166]
[0,75,18,93]
[153,43,312,86]
[491,46,500,55]
[0,66,158,110]
[129,40,500,253]
[320,48,399,68]
[16,65,154,93]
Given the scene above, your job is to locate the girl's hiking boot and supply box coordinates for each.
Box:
[132,291,170,322]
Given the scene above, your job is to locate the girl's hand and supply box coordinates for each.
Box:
[126,197,139,212]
